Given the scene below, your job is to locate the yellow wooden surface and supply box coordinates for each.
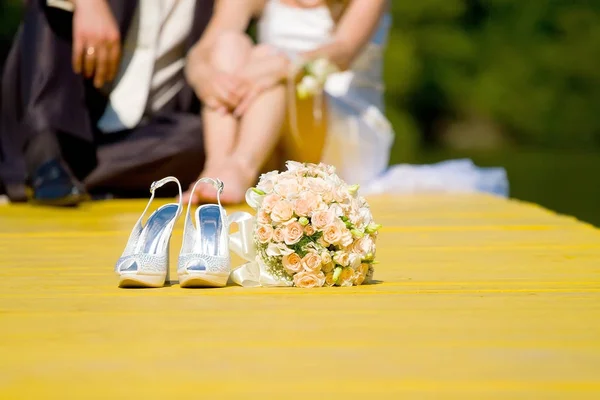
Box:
[1,194,599,399]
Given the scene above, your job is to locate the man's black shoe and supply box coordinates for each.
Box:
[30,158,88,207]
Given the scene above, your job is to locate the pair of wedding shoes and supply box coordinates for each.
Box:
[114,176,232,288]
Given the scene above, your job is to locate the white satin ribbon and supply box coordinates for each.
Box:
[228,211,292,287]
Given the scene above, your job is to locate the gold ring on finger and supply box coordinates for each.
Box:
[86,47,96,56]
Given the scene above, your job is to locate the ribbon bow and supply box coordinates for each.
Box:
[228,211,292,287]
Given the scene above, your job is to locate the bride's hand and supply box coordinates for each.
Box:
[233,49,290,116]
[188,63,248,112]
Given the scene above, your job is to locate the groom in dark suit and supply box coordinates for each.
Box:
[0,0,213,205]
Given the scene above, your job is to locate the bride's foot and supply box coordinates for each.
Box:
[181,158,258,205]
[180,161,223,205]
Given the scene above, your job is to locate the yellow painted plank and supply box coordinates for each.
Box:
[0,194,599,399]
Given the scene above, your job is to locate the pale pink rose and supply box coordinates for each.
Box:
[352,236,375,258]
[302,252,322,272]
[304,224,316,236]
[321,190,333,203]
[271,200,294,223]
[334,186,349,203]
[257,210,270,225]
[293,271,326,288]
[333,251,350,267]
[329,203,344,217]
[284,221,304,245]
[256,224,274,244]
[282,253,303,274]
[275,178,301,199]
[262,193,281,213]
[272,227,285,243]
[323,223,342,245]
[286,160,304,172]
[311,209,335,230]
[257,170,279,193]
[337,267,354,287]
[306,177,329,194]
[294,197,312,217]
[339,228,353,247]
[353,263,369,286]
[295,192,322,217]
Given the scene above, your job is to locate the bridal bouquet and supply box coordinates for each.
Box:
[296,58,338,99]
[244,161,380,288]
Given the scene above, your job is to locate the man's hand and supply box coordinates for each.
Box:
[71,0,121,88]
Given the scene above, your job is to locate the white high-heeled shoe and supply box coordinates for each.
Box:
[178,178,231,288]
[115,177,182,288]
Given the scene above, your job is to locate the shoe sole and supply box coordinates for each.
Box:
[179,272,229,288]
[118,273,167,288]
[30,193,90,207]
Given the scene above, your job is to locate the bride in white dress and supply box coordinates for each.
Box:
[182,0,508,204]
[182,0,394,204]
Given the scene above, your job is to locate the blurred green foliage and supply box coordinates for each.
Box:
[0,0,23,37]
[385,0,600,160]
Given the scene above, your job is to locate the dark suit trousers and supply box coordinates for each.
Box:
[0,1,205,197]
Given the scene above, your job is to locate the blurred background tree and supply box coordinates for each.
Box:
[384,0,600,157]
[1,0,599,223]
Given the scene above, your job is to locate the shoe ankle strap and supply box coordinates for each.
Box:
[187,177,224,209]
[141,176,183,220]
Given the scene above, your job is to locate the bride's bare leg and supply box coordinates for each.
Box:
[181,32,253,204]
[216,84,287,203]
[196,45,288,204]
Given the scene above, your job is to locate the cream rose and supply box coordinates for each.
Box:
[324,272,336,287]
[271,200,294,223]
[321,261,335,274]
[304,224,316,236]
[349,253,362,270]
[262,193,281,213]
[333,251,350,267]
[284,221,304,245]
[282,253,303,274]
[339,228,353,247]
[302,252,322,272]
[257,170,279,193]
[353,263,369,286]
[323,223,342,245]
[311,209,335,230]
[275,178,301,199]
[317,236,329,248]
[257,210,270,225]
[256,224,274,244]
[294,196,312,217]
[273,227,284,242]
[337,267,354,287]
[352,236,375,258]
[306,177,329,194]
[293,271,326,288]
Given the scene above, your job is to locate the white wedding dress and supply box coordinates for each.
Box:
[258,0,509,197]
